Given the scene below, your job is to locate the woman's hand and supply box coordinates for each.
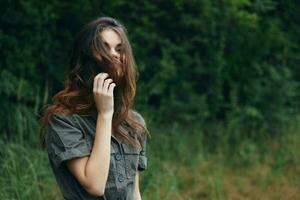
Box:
[93,73,116,117]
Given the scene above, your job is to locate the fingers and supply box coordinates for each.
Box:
[103,78,113,93]
[93,74,99,93]
[93,73,108,92]
[108,83,116,95]
[93,73,116,94]
[97,73,109,93]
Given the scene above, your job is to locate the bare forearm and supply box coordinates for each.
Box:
[134,191,142,200]
[134,172,142,200]
[84,114,112,191]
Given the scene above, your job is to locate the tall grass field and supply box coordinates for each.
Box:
[1,117,299,200]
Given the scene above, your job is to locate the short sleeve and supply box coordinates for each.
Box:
[133,111,148,172]
[138,135,147,171]
[45,114,90,167]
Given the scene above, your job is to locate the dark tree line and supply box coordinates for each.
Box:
[1,0,299,144]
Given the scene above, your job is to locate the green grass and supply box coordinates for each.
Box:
[142,118,300,200]
[0,140,60,200]
[0,119,299,200]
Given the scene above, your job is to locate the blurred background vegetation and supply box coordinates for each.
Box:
[0,0,299,199]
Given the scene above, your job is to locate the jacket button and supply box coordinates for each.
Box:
[118,174,125,182]
[115,153,122,161]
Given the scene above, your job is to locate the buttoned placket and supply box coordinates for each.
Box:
[111,134,127,190]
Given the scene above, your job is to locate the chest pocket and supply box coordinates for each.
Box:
[122,143,139,179]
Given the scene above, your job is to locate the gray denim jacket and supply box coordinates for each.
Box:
[44,110,148,200]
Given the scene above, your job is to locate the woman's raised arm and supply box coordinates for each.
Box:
[66,73,116,197]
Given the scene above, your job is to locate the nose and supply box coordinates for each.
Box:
[111,49,119,60]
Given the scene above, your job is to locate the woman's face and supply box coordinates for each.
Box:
[100,28,123,77]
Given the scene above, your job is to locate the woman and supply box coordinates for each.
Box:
[39,17,150,200]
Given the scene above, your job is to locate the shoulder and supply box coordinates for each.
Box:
[45,113,88,152]
[130,109,146,127]
[46,113,87,136]
[48,113,87,126]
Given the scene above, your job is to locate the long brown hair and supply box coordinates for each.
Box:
[39,17,148,149]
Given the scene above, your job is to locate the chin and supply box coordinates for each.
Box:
[117,69,125,78]
[119,73,125,80]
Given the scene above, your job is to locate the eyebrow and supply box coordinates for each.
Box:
[104,41,121,47]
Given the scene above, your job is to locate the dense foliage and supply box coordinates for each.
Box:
[1,0,299,145]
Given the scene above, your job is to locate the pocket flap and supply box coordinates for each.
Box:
[122,143,139,155]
